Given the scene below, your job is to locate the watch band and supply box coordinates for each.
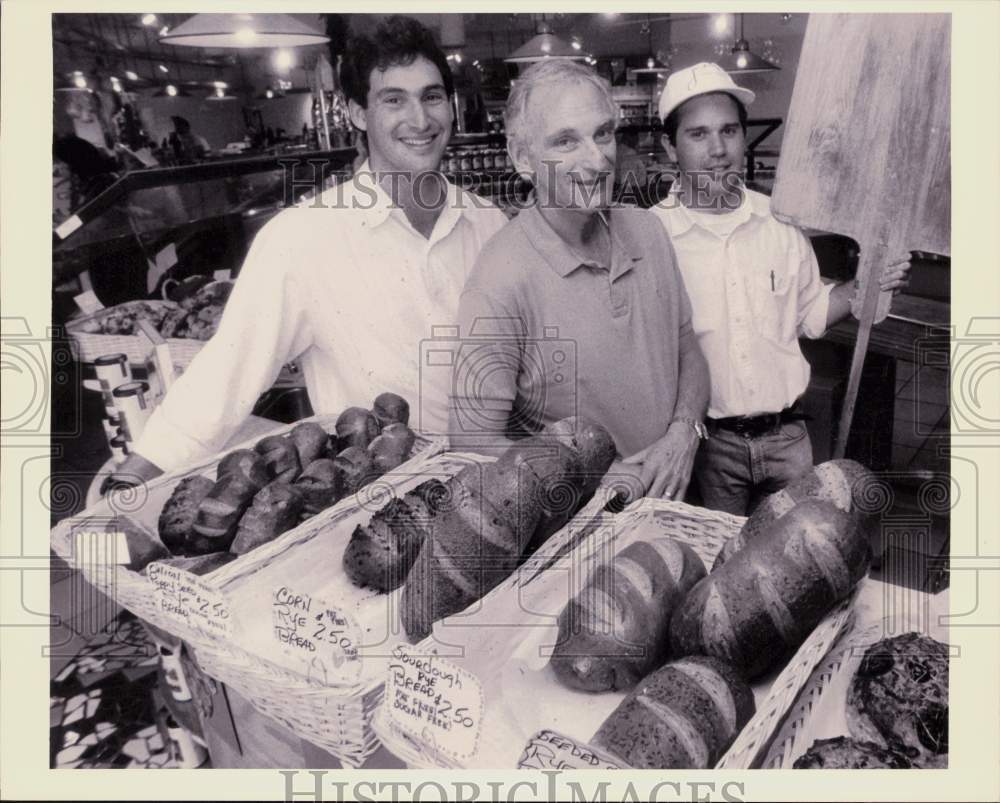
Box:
[671,416,709,440]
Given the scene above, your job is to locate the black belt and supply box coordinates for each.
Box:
[707,406,811,438]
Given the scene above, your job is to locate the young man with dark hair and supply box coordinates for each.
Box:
[650,62,911,515]
[111,15,506,486]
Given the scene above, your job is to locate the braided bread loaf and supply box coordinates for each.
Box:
[714,459,875,570]
[591,655,754,768]
[670,499,871,678]
[550,536,706,692]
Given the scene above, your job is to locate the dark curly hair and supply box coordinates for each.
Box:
[340,15,453,109]
[663,91,748,147]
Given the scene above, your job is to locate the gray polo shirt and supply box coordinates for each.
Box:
[450,203,695,457]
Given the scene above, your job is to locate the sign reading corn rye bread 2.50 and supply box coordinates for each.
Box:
[147,562,233,638]
[387,645,483,763]
[517,730,625,770]
[270,586,362,685]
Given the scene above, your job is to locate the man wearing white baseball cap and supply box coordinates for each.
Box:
[650,62,911,515]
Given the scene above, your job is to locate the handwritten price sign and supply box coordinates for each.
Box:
[387,645,483,763]
[270,586,362,685]
[146,562,233,638]
[517,729,624,770]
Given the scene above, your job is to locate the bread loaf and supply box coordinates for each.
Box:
[216,449,268,488]
[342,479,445,591]
[230,482,304,555]
[792,736,912,769]
[189,473,259,553]
[591,655,755,769]
[289,422,330,466]
[373,392,410,428]
[845,633,948,768]
[336,406,381,451]
[367,423,416,473]
[158,475,216,554]
[670,499,871,678]
[294,458,344,515]
[401,420,614,642]
[254,436,301,482]
[714,459,876,570]
[550,537,706,692]
[334,446,378,494]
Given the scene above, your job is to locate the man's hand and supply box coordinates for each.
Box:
[877,254,912,296]
[100,453,164,496]
[622,422,700,500]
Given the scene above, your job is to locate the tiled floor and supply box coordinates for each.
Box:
[891,360,950,476]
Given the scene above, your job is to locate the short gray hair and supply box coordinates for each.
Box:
[505,60,616,151]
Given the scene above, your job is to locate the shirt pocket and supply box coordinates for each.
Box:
[678,263,726,336]
[749,261,795,342]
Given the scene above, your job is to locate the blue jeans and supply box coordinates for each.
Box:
[694,420,814,516]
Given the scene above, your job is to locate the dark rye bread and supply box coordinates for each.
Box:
[254,436,301,483]
[294,458,344,515]
[158,475,216,554]
[288,422,330,466]
[216,449,269,488]
[189,473,259,554]
[792,736,912,769]
[846,632,948,768]
[670,499,871,678]
[550,537,707,692]
[592,655,754,769]
[230,482,304,555]
[714,459,876,570]
[342,479,445,592]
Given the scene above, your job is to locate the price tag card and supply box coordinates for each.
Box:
[213,269,232,282]
[517,729,625,770]
[386,645,484,763]
[270,586,362,685]
[147,562,233,638]
[73,289,104,315]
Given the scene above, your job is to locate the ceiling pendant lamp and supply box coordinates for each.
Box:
[721,14,779,74]
[631,16,669,75]
[504,20,588,64]
[159,13,329,48]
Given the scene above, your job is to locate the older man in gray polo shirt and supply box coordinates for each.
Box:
[448,60,709,500]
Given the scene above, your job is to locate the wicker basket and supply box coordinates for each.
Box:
[66,300,208,367]
[49,414,445,767]
[373,497,857,769]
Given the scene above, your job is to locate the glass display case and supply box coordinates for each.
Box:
[53,148,358,309]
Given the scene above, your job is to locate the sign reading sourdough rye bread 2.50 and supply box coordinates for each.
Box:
[387,645,483,763]
[270,585,362,685]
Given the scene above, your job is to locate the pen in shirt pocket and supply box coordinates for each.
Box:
[770,269,775,292]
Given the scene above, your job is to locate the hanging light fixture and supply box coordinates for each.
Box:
[504,20,588,64]
[631,16,670,75]
[153,84,191,98]
[720,13,779,74]
[159,13,329,48]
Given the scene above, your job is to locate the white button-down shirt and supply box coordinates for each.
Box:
[650,187,832,419]
[136,164,507,472]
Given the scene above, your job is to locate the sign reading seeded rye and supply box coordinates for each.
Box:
[270,586,362,683]
[387,646,483,762]
[146,562,233,637]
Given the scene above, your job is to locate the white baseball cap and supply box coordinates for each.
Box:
[657,62,756,122]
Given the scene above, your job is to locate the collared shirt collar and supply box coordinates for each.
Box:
[519,203,643,280]
[658,180,769,238]
[322,160,470,241]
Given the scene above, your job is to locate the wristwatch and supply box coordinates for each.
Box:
[670,416,709,440]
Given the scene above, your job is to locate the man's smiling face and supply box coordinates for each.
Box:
[513,78,617,212]
[664,92,746,205]
[350,55,453,176]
